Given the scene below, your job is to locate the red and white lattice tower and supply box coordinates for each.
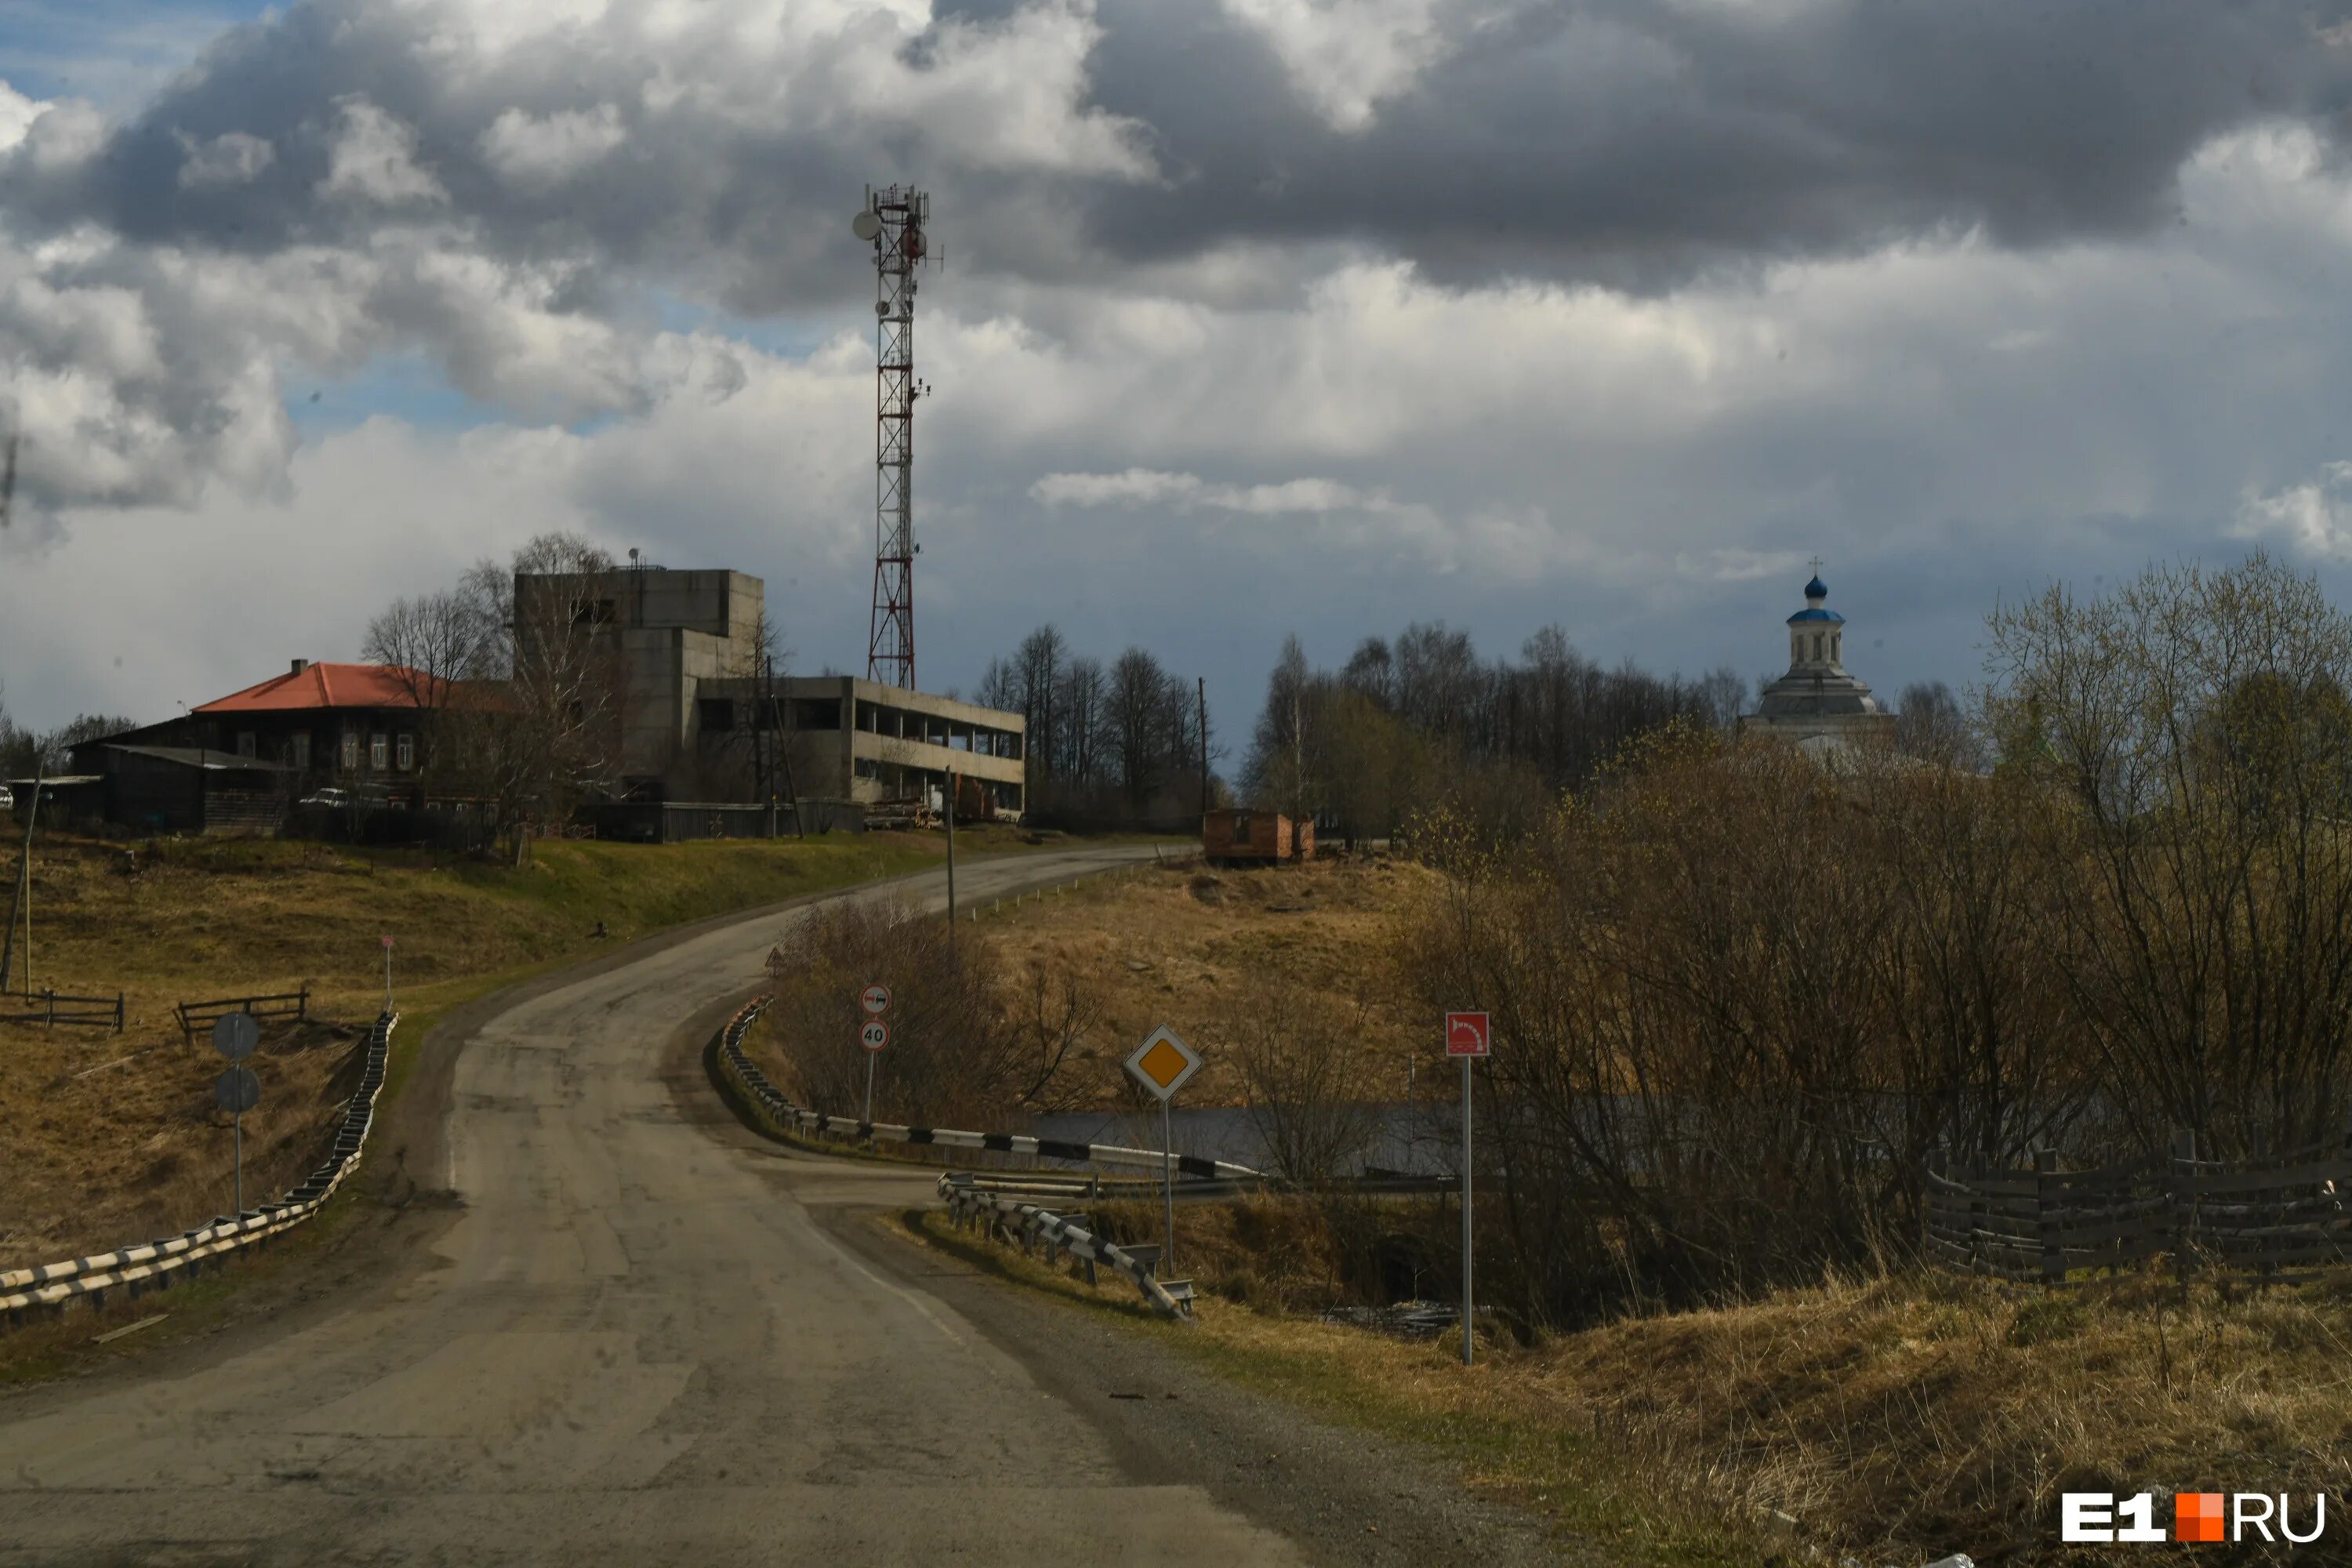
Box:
[855,185,931,689]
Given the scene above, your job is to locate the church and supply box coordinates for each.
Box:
[1739,567,1896,751]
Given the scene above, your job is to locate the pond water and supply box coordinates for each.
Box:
[1028,1102,1464,1177]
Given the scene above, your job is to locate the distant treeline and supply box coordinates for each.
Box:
[975,628,1208,831]
[0,698,135,783]
[1242,623,1748,842]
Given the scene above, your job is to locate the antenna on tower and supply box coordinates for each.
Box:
[854,184,931,689]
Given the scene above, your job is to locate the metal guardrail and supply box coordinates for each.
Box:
[949,1171,1456,1203]
[2,1011,395,1322]
[938,1180,1194,1318]
[713,996,1263,1181]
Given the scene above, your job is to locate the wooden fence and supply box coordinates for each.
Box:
[173,987,309,1045]
[0,990,125,1033]
[1925,1131,2352,1284]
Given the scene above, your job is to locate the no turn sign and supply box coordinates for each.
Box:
[860,983,891,1016]
[860,1019,889,1052]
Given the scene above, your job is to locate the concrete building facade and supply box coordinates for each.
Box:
[513,567,764,799]
[719,675,1026,817]
[515,563,1025,816]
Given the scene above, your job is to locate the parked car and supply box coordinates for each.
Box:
[299,786,351,808]
[0,784,14,811]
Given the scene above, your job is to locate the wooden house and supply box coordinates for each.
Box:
[1201,808,1314,866]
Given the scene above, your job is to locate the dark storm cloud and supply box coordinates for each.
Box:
[6,0,2349,307]
[1076,0,2352,289]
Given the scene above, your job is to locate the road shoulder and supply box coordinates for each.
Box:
[814,1200,1601,1568]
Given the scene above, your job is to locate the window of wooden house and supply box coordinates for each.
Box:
[370,734,388,770]
[341,732,359,771]
[1233,813,1252,844]
[292,733,311,771]
[236,731,256,758]
[396,734,415,771]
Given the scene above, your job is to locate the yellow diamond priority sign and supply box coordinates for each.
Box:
[1124,1024,1201,1102]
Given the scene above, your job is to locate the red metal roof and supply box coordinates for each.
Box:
[194,663,441,714]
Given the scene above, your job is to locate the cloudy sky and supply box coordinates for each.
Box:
[5,0,2352,736]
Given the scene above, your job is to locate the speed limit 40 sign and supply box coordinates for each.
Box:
[859,1019,889,1052]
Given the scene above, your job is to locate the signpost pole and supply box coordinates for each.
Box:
[212,1012,261,1218]
[1461,1053,1473,1367]
[858,986,891,1125]
[1124,1024,1203,1279]
[946,769,957,960]
[1161,1095,1176,1271]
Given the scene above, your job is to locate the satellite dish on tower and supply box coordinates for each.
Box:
[851,209,882,241]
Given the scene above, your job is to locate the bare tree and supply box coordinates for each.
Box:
[1223,981,1384,1182]
[488,532,626,860]
[361,589,499,792]
[1894,680,1984,769]
[1986,550,2352,1156]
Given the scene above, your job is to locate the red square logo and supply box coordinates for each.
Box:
[2175,1493,2225,1544]
[1446,1012,1490,1058]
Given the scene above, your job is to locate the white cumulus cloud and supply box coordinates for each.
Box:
[319,98,445,206]
[480,104,627,189]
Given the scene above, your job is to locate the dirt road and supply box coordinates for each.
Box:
[0,846,1568,1566]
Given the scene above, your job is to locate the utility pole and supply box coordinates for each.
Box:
[1197,677,1209,820]
[1,762,40,998]
[771,651,805,838]
[946,767,957,959]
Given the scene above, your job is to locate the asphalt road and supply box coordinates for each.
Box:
[0,845,1572,1567]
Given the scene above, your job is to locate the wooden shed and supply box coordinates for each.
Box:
[98,746,294,836]
[1202,808,1314,866]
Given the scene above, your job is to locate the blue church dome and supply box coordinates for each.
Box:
[1804,574,1828,600]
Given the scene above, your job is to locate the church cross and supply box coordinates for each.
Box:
[1808,555,1824,576]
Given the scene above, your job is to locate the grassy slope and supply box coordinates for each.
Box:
[0,826,1059,1265]
[962,851,1440,1106]
[881,857,2352,1568]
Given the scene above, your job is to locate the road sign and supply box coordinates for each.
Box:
[382,935,394,949]
[211,1012,259,1061]
[860,1019,889,1052]
[1447,1009,1490,1367]
[1446,1011,1490,1058]
[213,1065,260,1113]
[860,983,891,1016]
[1125,1024,1201,1102]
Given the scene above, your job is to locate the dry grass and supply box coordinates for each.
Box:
[962,1188,2352,1564]
[877,851,2352,1563]
[0,827,989,1265]
[952,850,1440,1107]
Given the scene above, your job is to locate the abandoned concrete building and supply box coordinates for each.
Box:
[1740,569,1897,753]
[513,563,1025,818]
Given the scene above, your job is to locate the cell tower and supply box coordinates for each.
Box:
[854,185,931,689]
